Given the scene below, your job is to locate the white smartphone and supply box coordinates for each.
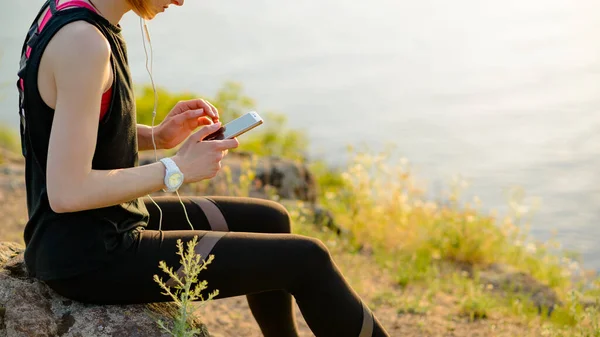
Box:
[205,111,264,140]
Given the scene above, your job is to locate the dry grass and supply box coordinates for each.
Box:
[0,145,598,336]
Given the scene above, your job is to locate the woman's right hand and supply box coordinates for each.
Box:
[172,122,239,183]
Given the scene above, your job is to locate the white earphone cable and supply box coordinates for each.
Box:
[140,17,195,231]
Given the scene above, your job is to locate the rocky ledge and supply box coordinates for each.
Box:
[0,242,210,337]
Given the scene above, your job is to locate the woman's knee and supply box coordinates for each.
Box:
[285,235,335,294]
[209,196,292,234]
[295,235,333,270]
[255,199,292,234]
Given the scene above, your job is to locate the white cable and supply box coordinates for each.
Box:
[140,17,195,232]
[141,18,159,163]
[176,190,196,231]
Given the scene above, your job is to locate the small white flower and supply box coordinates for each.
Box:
[525,243,537,254]
[569,261,580,272]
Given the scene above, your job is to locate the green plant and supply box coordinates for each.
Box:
[153,236,219,337]
[542,291,600,336]
[136,82,308,160]
[458,282,494,321]
[0,125,20,153]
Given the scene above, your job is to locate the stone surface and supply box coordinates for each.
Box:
[141,151,318,203]
[0,243,210,337]
[478,263,562,316]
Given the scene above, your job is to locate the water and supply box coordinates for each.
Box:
[1,0,599,269]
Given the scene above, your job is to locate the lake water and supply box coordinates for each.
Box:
[1,0,599,269]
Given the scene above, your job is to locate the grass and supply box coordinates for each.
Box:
[0,126,20,164]
[312,148,600,333]
[164,146,599,335]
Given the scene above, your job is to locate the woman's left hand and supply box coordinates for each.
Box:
[156,99,220,149]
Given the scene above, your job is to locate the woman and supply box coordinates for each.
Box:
[16,0,390,336]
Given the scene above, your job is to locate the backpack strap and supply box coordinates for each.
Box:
[17,0,99,156]
[16,1,52,156]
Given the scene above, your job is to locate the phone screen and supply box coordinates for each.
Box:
[205,112,263,140]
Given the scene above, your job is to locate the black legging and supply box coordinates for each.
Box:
[45,196,389,337]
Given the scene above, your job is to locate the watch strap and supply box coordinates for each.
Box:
[160,157,179,173]
[160,157,183,192]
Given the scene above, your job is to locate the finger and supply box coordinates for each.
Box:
[213,138,239,150]
[197,116,214,126]
[185,115,213,131]
[204,100,220,122]
[174,99,218,120]
[191,122,222,141]
[177,108,206,123]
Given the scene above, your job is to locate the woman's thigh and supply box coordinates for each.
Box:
[143,195,291,234]
[45,228,322,305]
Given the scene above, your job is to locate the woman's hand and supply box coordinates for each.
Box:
[172,123,239,183]
[155,99,220,150]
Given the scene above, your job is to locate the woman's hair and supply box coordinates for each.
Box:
[126,0,154,19]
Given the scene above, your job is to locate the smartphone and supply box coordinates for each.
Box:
[205,111,264,141]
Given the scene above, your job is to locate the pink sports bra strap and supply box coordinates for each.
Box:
[39,8,54,32]
[39,1,98,39]
[55,0,98,13]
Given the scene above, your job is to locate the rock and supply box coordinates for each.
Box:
[140,151,318,203]
[0,242,210,337]
[278,201,346,237]
[478,263,562,316]
[205,152,318,203]
[0,242,21,266]
[312,205,342,234]
[580,296,600,309]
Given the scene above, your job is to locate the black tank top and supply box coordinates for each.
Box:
[17,0,149,281]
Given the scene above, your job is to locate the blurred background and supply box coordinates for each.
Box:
[1,0,599,269]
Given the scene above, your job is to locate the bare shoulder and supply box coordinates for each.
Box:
[46,20,110,69]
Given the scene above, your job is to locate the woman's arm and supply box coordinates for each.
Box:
[46,22,168,213]
[137,124,164,151]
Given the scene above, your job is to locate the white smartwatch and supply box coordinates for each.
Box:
[160,157,184,193]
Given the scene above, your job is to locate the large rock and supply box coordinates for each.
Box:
[141,151,318,203]
[477,263,562,316]
[251,154,317,203]
[204,152,318,203]
[0,242,210,337]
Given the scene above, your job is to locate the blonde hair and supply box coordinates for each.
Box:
[126,0,154,19]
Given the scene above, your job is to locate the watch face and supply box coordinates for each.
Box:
[169,173,183,187]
